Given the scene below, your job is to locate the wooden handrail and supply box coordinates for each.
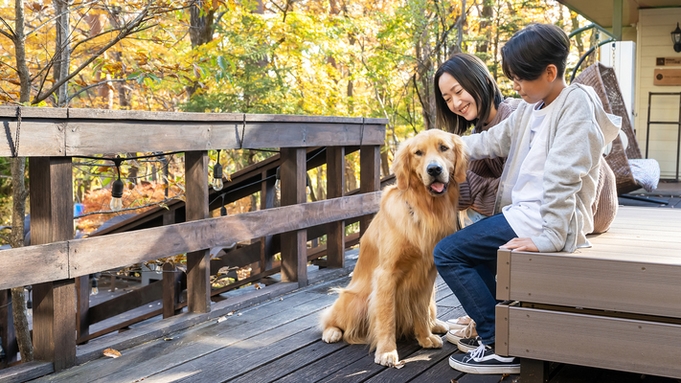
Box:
[0,192,380,290]
[0,106,386,156]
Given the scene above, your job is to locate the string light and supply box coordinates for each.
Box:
[212,149,224,191]
[74,151,184,213]
[109,156,124,211]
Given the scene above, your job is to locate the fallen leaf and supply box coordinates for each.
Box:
[103,348,122,358]
[217,316,228,323]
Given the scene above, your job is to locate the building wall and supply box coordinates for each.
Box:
[636,8,681,180]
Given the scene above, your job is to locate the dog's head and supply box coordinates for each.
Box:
[391,129,467,196]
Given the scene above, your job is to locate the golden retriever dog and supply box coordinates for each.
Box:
[320,129,467,367]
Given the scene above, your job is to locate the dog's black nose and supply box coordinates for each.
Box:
[427,163,442,176]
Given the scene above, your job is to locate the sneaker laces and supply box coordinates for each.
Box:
[467,343,487,361]
[453,321,477,338]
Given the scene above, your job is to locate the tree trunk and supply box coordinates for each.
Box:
[54,0,70,107]
[10,0,34,362]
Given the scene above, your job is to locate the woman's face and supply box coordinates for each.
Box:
[438,72,478,121]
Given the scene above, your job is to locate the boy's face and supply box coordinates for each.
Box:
[510,65,563,106]
[511,76,550,104]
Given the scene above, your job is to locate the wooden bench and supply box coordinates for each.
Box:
[495,206,681,381]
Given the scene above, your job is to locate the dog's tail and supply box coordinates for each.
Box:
[321,288,369,344]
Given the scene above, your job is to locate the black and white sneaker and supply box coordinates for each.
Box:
[449,344,520,375]
[457,336,482,352]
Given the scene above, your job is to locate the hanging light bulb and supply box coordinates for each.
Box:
[212,163,224,191]
[110,157,124,211]
[212,149,224,191]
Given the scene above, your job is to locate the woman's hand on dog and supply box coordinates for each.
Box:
[500,237,538,252]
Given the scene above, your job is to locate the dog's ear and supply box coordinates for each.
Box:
[450,134,468,184]
[392,139,412,191]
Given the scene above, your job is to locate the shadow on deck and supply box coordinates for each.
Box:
[15,245,679,383]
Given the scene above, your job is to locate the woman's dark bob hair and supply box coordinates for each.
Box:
[501,23,570,81]
[434,53,503,135]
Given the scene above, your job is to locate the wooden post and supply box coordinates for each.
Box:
[29,157,76,371]
[0,289,18,367]
[520,358,550,383]
[185,151,211,313]
[326,146,345,268]
[359,145,380,236]
[279,148,308,287]
[259,169,276,273]
[75,276,90,343]
[162,263,182,318]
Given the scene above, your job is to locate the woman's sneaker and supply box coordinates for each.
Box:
[449,343,520,375]
[446,315,473,330]
[445,321,477,345]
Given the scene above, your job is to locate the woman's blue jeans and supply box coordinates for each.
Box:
[434,213,517,346]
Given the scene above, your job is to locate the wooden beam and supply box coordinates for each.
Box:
[279,148,308,287]
[0,107,387,156]
[86,281,163,325]
[75,276,90,343]
[162,263,183,319]
[0,192,381,289]
[62,193,380,279]
[0,242,68,289]
[613,0,622,41]
[29,157,76,371]
[0,290,18,367]
[185,151,211,313]
[259,168,276,272]
[326,146,345,268]
[359,145,381,236]
[503,305,681,379]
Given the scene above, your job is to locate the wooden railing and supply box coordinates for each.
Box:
[0,106,386,371]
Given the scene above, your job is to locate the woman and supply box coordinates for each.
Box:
[432,52,618,343]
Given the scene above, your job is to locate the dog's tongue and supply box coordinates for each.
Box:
[430,182,445,193]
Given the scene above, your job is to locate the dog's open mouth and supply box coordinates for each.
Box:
[429,181,447,195]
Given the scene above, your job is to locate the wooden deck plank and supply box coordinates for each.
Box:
[31,291,332,383]
[93,294,334,383]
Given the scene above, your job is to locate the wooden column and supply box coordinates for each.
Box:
[185,151,211,313]
[75,276,90,343]
[326,146,345,268]
[259,169,276,273]
[0,289,18,367]
[29,157,76,371]
[162,263,182,318]
[279,148,308,287]
[359,145,381,236]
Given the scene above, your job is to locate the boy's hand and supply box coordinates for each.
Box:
[500,238,538,252]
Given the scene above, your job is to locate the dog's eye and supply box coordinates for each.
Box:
[440,145,449,152]
[414,150,423,156]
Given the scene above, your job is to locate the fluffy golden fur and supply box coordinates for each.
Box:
[320,129,467,367]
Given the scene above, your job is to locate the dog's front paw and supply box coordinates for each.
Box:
[417,334,443,349]
[374,350,400,367]
[431,319,449,334]
[322,327,343,343]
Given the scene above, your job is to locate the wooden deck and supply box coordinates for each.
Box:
[17,204,681,383]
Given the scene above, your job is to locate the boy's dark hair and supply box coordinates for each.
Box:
[434,53,503,135]
[501,23,570,81]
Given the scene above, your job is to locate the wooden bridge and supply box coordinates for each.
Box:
[1,106,681,382]
[0,106,386,380]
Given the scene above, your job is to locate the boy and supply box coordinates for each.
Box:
[433,23,621,374]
